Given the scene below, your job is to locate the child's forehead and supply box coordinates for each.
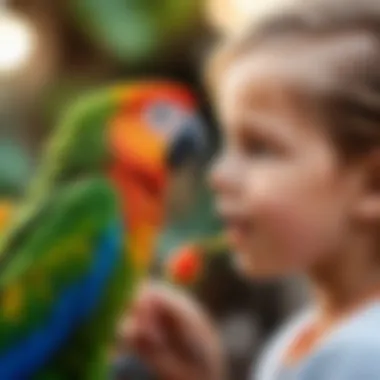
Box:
[219,52,303,125]
[219,30,377,117]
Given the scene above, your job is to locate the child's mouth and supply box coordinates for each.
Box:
[222,216,252,249]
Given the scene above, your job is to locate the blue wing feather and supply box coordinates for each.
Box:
[0,221,123,379]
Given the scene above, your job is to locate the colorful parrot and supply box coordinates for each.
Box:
[166,234,228,287]
[0,81,206,379]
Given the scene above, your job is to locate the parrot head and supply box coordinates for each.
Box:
[108,82,207,271]
[39,81,207,273]
[108,82,206,225]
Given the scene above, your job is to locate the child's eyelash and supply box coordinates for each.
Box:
[241,137,274,157]
[236,123,285,158]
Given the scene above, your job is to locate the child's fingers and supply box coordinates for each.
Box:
[151,294,213,368]
[117,288,165,352]
[149,285,224,359]
[140,348,203,380]
[132,336,222,380]
[121,283,225,380]
[141,282,216,336]
[139,285,224,378]
[127,319,205,380]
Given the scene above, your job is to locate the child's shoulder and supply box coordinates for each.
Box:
[256,302,380,380]
[255,307,313,379]
[300,304,380,379]
[324,301,380,353]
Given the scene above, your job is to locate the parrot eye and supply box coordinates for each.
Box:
[149,102,172,122]
[145,102,183,134]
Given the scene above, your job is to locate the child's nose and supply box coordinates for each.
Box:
[207,155,241,195]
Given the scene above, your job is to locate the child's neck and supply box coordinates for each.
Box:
[308,236,380,320]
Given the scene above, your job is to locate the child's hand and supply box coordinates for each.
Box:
[120,283,225,380]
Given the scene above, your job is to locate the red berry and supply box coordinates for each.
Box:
[167,245,203,285]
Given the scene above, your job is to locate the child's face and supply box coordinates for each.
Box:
[210,52,363,279]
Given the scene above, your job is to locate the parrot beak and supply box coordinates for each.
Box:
[164,114,207,220]
[166,114,207,169]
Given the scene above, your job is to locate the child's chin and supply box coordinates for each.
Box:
[232,255,288,282]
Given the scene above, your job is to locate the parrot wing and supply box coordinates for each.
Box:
[0,177,123,379]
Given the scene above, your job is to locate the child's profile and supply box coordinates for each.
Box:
[126,0,380,379]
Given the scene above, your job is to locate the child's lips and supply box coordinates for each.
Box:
[223,217,252,249]
[216,201,252,249]
[226,227,248,249]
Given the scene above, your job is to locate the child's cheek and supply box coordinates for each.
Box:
[246,171,342,272]
[262,198,330,268]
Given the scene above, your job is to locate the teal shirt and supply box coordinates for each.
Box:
[256,302,380,380]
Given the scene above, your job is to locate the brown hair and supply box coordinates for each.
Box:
[206,0,380,160]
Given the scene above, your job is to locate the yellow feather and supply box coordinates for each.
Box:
[2,283,23,321]
[0,201,14,231]
[128,226,157,277]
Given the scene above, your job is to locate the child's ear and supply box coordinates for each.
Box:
[354,150,380,223]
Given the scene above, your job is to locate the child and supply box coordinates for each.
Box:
[125,0,380,379]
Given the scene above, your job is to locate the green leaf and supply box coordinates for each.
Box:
[0,141,32,196]
[67,0,202,64]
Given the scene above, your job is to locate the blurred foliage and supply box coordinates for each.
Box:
[0,140,32,197]
[67,0,203,65]
[157,183,222,262]
[41,79,104,127]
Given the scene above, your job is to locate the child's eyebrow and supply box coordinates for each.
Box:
[237,110,300,145]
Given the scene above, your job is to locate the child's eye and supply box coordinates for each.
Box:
[241,137,275,158]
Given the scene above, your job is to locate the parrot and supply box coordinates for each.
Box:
[0,81,206,379]
[166,234,228,288]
